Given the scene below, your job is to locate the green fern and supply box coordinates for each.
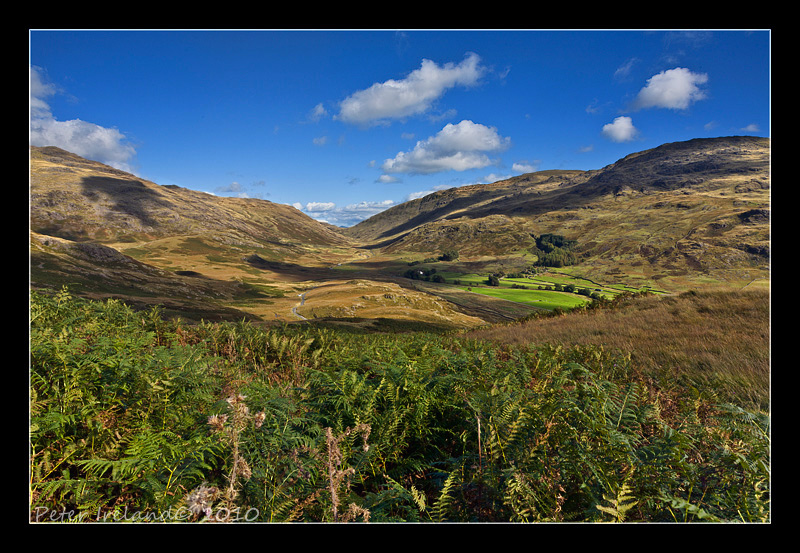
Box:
[29,289,771,522]
[596,480,639,522]
[431,468,460,522]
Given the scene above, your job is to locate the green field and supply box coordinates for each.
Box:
[454,282,589,310]
[436,270,636,311]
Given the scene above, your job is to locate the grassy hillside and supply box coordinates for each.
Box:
[30,146,512,327]
[468,288,770,412]
[342,169,587,245]
[30,146,349,248]
[29,288,770,522]
[28,136,771,523]
[30,137,769,325]
[344,136,770,293]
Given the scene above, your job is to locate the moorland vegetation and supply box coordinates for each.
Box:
[30,286,769,522]
[29,136,770,522]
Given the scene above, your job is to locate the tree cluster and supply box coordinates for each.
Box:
[531,233,578,268]
[403,267,444,283]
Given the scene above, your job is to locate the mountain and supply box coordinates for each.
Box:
[29,136,770,326]
[342,169,587,246]
[29,146,359,321]
[343,136,770,290]
[30,146,348,249]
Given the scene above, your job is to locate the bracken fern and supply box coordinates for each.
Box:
[30,289,769,522]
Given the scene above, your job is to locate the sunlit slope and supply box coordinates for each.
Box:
[344,136,770,290]
[29,146,361,321]
[30,146,350,249]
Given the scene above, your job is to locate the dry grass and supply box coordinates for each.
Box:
[295,279,486,327]
[467,288,770,410]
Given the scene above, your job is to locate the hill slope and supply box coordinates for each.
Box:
[29,146,363,320]
[29,146,489,325]
[30,146,349,249]
[344,136,770,290]
[29,136,770,324]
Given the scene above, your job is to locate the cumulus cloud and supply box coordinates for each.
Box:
[512,160,539,173]
[308,102,327,122]
[602,116,639,143]
[406,184,456,201]
[631,67,709,111]
[29,66,137,173]
[30,65,57,118]
[335,53,485,126]
[295,199,396,227]
[381,120,510,175]
[305,201,337,212]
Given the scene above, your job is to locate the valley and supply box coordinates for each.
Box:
[30,136,770,329]
[28,136,771,523]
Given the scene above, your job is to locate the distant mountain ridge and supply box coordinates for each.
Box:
[342,169,588,245]
[345,136,768,245]
[341,136,769,289]
[29,136,770,323]
[30,146,348,249]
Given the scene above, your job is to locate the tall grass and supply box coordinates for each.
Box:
[467,289,770,412]
[29,287,770,522]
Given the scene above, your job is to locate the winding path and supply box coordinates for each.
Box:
[292,292,308,320]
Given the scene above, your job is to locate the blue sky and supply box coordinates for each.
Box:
[29,29,770,227]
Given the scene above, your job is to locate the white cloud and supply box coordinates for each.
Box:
[30,65,57,118]
[602,116,639,142]
[308,102,327,122]
[512,160,539,173]
[305,201,337,212]
[614,57,640,80]
[29,66,137,173]
[381,120,510,175]
[631,67,708,111]
[406,184,456,201]
[296,199,396,227]
[346,199,395,212]
[741,123,760,132]
[335,53,485,126]
[482,173,513,184]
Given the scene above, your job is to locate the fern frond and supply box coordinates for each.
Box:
[596,482,638,522]
[596,469,639,522]
[431,468,460,522]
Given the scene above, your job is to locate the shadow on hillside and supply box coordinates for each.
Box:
[365,185,600,248]
[373,190,508,241]
[244,254,349,282]
[80,175,175,228]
